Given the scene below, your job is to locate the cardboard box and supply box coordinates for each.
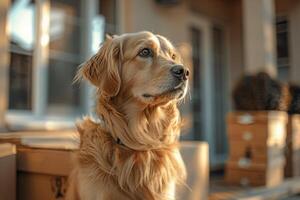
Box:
[177,141,209,200]
[0,143,16,200]
[285,115,300,177]
[16,148,74,200]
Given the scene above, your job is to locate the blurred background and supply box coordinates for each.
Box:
[0,0,300,170]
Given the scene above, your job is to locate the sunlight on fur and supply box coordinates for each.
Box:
[67,31,189,200]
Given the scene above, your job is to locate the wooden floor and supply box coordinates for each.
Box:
[209,177,300,200]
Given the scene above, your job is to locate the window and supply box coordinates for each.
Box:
[276,16,289,81]
[6,0,106,130]
[8,0,35,110]
[190,27,204,140]
[212,26,227,155]
[47,0,83,116]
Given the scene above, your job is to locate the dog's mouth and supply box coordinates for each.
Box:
[143,82,186,99]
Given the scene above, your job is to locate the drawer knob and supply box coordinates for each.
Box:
[243,132,253,141]
[238,157,252,168]
[238,114,254,124]
[240,177,249,186]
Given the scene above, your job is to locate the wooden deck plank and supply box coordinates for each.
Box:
[210,177,300,200]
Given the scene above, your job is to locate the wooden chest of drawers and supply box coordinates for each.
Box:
[226,111,287,187]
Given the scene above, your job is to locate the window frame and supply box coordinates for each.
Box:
[5,0,99,131]
[0,0,10,131]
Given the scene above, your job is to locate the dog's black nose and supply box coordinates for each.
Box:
[170,65,189,80]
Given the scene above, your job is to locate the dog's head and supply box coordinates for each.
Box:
[79,31,189,105]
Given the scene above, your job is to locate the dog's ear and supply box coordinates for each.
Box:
[79,37,122,97]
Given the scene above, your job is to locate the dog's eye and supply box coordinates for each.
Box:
[138,48,153,58]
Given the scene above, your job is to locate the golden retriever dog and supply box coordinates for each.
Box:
[67,31,189,200]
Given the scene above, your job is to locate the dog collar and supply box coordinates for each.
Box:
[116,138,125,146]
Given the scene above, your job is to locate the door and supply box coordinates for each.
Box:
[190,27,204,141]
[212,25,228,163]
[188,15,229,168]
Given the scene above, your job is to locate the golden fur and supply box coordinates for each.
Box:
[67,31,189,200]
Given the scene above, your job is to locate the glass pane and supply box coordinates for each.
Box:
[47,0,82,115]
[276,17,290,81]
[276,17,289,72]
[190,27,203,140]
[278,67,289,82]
[276,19,289,59]
[8,0,35,110]
[212,26,227,155]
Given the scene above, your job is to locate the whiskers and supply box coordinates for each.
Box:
[177,86,191,106]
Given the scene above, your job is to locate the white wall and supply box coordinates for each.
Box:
[117,0,190,43]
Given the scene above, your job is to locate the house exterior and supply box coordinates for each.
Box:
[0,0,299,168]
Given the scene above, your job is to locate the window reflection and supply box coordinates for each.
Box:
[276,17,289,82]
[47,0,82,115]
[8,0,35,110]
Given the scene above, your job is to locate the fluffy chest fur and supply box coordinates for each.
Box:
[75,113,186,200]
